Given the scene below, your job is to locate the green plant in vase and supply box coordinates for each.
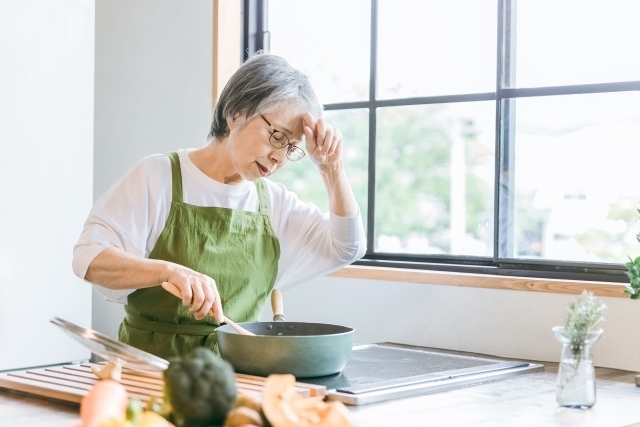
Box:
[564,291,606,359]
[553,290,606,408]
[624,207,640,389]
[624,208,640,299]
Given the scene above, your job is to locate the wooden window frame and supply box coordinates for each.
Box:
[212,0,242,105]
[331,265,627,298]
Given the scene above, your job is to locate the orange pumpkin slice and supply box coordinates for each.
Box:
[262,374,353,427]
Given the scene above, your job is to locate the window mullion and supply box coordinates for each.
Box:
[366,0,379,254]
[242,0,267,61]
[495,0,517,262]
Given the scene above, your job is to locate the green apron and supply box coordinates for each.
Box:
[117,152,280,359]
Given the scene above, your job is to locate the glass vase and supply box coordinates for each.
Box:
[552,326,603,408]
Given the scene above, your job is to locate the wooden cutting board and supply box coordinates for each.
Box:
[0,362,326,405]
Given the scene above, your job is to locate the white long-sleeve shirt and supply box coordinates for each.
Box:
[72,149,366,304]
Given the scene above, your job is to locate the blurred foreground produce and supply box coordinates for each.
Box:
[98,409,173,427]
[224,393,265,427]
[224,406,263,427]
[81,362,128,427]
[234,394,262,414]
[94,390,173,427]
[262,374,353,427]
[163,347,237,427]
[82,349,352,427]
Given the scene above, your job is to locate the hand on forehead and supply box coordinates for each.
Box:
[266,109,313,140]
[302,113,317,130]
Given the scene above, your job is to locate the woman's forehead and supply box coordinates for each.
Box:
[264,109,306,136]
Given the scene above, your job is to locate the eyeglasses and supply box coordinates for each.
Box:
[259,115,305,161]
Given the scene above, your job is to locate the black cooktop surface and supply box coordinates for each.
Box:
[300,344,529,394]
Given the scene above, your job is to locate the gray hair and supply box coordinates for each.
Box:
[208,53,323,141]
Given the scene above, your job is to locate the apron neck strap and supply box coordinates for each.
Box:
[167,151,268,212]
[167,152,184,203]
[254,179,268,214]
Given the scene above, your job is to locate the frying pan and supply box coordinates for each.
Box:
[52,284,354,379]
[159,283,355,378]
[215,289,355,378]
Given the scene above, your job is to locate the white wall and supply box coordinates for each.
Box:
[93,0,213,338]
[264,277,640,372]
[0,0,94,370]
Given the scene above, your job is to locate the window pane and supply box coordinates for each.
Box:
[268,0,370,104]
[501,92,640,263]
[512,0,640,88]
[375,103,495,255]
[269,109,369,233]
[377,0,497,99]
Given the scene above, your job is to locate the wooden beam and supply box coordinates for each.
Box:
[213,0,242,109]
[330,265,629,298]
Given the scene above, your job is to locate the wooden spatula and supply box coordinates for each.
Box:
[160,282,256,336]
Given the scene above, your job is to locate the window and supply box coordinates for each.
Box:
[245,0,640,282]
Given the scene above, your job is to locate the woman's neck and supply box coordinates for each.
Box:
[188,140,243,185]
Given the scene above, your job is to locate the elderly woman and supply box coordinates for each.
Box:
[72,54,366,358]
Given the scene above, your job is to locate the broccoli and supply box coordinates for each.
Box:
[163,347,237,427]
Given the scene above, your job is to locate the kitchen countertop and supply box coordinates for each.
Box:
[2,354,640,427]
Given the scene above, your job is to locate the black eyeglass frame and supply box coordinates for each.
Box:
[259,115,306,161]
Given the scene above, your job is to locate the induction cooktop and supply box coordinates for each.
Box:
[300,343,544,405]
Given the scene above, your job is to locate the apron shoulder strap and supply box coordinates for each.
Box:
[254,179,269,214]
[166,152,184,203]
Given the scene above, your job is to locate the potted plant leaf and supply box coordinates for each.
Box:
[624,207,640,388]
[552,290,606,408]
[624,207,640,299]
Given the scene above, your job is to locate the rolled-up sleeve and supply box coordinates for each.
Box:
[329,212,367,262]
[265,181,366,291]
[72,155,169,303]
[72,220,134,303]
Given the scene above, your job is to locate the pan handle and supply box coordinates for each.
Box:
[271,289,285,322]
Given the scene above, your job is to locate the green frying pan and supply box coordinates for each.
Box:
[215,289,354,378]
[161,284,354,378]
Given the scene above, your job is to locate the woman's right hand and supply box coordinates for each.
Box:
[165,265,224,323]
[84,248,225,322]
